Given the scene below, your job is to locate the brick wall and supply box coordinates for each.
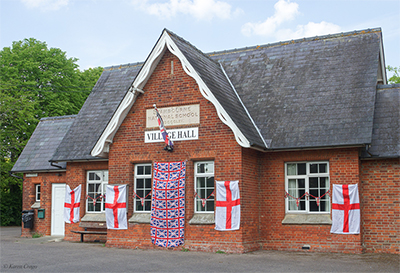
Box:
[259,148,363,253]
[106,49,249,253]
[22,172,66,237]
[63,161,108,242]
[360,158,400,254]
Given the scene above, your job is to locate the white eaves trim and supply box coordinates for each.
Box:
[91,30,250,157]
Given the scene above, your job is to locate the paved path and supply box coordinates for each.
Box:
[0,227,398,272]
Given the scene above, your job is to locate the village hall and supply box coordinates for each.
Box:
[12,28,399,254]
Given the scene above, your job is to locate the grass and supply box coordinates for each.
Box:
[32,232,42,238]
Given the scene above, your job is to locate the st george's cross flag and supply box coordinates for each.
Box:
[330,184,360,234]
[64,185,81,223]
[215,181,240,231]
[151,161,186,248]
[105,184,127,230]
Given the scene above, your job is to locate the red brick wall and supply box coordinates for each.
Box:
[106,49,249,253]
[259,148,363,253]
[63,161,108,242]
[360,158,400,254]
[22,172,66,237]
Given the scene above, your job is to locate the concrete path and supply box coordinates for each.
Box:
[1,226,398,272]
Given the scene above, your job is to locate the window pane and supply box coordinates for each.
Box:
[206,200,214,211]
[145,201,151,211]
[319,164,327,173]
[197,177,205,188]
[206,177,214,187]
[137,166,144,175]
[320,177,327,188]
[103,171,108,181]
[287,164,296,175]
[136,200,143,211]
[298,179,305,189]
[137,178,144,189]
[145,165,151,175]
[310,164,318,173]
[197,200,205,211]
[197,163,205,173]
[309,177,318,188]
[297,163,306,175]
[145,178,152,188]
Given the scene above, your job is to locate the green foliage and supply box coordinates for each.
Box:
[0,158,22,226]
[0,38,103,226]
[181,247,190,252]
[32,232,42,238]
[387,66,400,84]
[216,250,226,254]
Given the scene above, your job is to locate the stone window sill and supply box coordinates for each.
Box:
[31,201,40,209]
[81,213,106,222]
[189,213,214,225]
[129,213,151,224]
[282,214,332,225]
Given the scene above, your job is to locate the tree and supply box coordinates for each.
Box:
[0,38,102,226]
[387,66,400,84]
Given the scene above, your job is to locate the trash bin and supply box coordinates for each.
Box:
[22,210,34,229]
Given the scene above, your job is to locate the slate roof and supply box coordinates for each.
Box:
[168,31,267,148]
[50,63,143,162]
[210,29,382,149]
[11,115,76,172]
[362,84,400,158]
[43,28,395,163]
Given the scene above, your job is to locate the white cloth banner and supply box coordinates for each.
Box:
[64,185,81,223]
[215,181,240,231]
[330,184,360,234]
[105,185,127,230]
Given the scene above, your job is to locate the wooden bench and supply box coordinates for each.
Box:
[71,228,107,242]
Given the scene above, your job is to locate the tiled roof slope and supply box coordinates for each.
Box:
[362,84,400,158]
[51,63,143,162]
[11,115,76,172]
[210,29,382,149]
[167,30,267,148]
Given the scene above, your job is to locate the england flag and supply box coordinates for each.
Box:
[105,185,127,230]
[64,185,81,224]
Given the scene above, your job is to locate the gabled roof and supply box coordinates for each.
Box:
[362,84,400,158]
[49,28,388,162]
[210,28,384,149]
[90,29,266,158]
[11,115,76,173]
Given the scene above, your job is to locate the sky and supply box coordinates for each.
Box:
[1,0,399,78]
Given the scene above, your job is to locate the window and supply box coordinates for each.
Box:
[285,162,330,213]
[86,170,108,212]
[35,184,41,202]
[194,161,214,213]
[134,164,152,212]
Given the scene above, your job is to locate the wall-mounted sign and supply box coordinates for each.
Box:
[145,128,198,143]
[146,104,200,128]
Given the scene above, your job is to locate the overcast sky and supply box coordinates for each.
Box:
[1,0,399,78]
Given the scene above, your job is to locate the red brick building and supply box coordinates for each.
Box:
[12,28,399,254]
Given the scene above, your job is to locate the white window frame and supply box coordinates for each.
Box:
[134,163,152,213]
[194,161,215,213]
[285,161,330,214]
[35,184,41,202]
[86,170,108,213]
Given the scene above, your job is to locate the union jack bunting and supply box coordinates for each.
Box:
[151,161,186,248]
[154,105,174,151]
